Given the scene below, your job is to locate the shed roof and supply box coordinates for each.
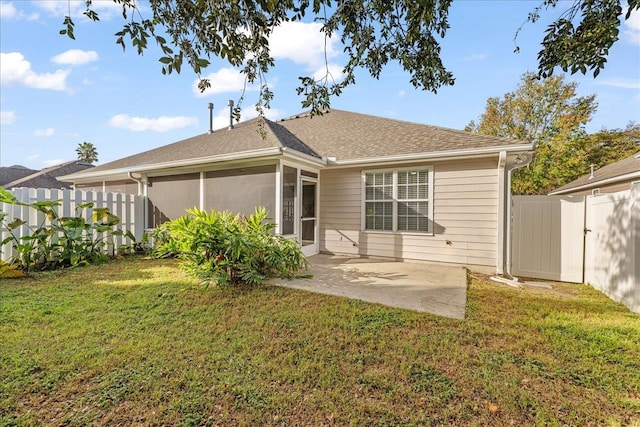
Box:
[549,152,640,195]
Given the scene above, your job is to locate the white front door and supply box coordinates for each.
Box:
[300,178,318,256]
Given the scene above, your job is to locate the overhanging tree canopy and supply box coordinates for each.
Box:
[65,0,638,115]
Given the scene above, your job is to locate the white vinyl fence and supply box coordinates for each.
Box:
[512,186,639,313]
[1,188,144,263]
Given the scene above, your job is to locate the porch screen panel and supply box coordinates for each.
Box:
[105,179,138,194]
[205,165,276,218]
[76,180,138,194]
[148,173,199,227]
[75,182,103,192]
[281,166,297,235]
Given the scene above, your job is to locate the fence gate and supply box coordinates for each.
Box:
[512,195,585,282]
[584,189,639,311]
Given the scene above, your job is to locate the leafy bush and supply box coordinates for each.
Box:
[154,207,308,285]
[0,187,136,272]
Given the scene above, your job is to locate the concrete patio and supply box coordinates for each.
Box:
[267,254,468,319]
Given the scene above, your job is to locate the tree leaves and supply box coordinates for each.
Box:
[62,0,636,118]
[533,0,636,79]
[466,72,598,195]
[76,142,98,164]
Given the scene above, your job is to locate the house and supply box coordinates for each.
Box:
[1,160,94,190]
[0,165,38,187]
[61,109,534,275]
[549,152,640,196]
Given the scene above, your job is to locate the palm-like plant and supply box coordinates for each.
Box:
[76,142,98,164]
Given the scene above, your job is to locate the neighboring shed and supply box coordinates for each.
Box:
[2,161,94,190]
[549,152,640,196]
[61,109,534,275]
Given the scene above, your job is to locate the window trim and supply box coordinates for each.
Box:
[361,166,434,235]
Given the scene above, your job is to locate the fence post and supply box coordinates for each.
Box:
[115,192,124,252]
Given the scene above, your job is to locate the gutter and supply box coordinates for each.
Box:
[60,147,286,181]
[549,171,640,195]
[328,143,534,168]
[279,147,327,167]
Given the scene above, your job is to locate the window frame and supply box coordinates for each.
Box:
[361,166,434,235]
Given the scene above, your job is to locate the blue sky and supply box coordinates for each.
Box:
[1,0,639,170]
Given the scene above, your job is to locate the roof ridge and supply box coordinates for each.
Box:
[277,108,526,146]
[263,119,320,158]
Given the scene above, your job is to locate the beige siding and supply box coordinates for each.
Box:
[319,158,499,267]
[562,179,636,196]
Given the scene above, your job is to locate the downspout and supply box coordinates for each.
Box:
[505,152,532,278]
[491,151,533,287]
[127,172,148,232]
[496,151,507,276]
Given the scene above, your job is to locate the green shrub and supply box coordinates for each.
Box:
[0,187,136,272]
[154,207,308,285]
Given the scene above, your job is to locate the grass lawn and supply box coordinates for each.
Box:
[1,256,639,426]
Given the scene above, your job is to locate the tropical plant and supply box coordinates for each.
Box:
[0,187,135,272]
[75,141,98,164]
[155,207,308,285]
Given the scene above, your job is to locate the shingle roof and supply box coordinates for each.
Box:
[84,117,318,175]
[67,109,529,178]
[3,161,94,189]
[0,165,37,187]
[278,109,525,160]
[550,152,640,195]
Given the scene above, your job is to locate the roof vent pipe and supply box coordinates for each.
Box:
[589,164,595,180]
[207,103,214,134]
[227,99,234,130]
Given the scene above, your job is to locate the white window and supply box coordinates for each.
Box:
[363,168,434,233]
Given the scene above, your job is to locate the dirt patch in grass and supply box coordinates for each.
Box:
[1,255,639,426]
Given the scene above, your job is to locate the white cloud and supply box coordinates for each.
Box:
[34,0,127,19]
[42,158,64,167]
[464,53,487,61]
[52,49,99,65]
[270,21,339,69]
[269,22,339,69]
[312,63,345,83]
[193,68,256,97]
[34,128,55,137]
[398,90,406,98]
[0,2,39,20]
[109,114,199,132]
[0,110,16,124]
[26,154,39,161]
[596,77,640,89]
[0,2,17,19]
[0,52,70,90]
[624,7,640,44]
